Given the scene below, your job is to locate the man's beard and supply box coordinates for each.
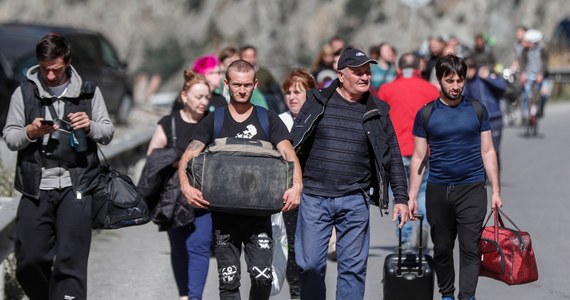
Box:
[441,87,463,101]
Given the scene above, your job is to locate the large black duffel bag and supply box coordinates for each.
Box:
[186,137,294,216]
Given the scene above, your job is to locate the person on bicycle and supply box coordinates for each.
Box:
[518,29,548,124]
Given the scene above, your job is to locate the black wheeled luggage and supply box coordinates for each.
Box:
[383,214,434,300]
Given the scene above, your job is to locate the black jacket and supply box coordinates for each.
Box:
[138,147,194,231]
[291,79,408,211]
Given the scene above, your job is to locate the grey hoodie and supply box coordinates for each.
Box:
[2,65,114,190]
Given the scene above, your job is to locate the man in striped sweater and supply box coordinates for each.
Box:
[291,48,410,300]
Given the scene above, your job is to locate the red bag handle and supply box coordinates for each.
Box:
[482,207,524,242]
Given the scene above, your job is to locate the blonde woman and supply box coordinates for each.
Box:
[146,69,211,300]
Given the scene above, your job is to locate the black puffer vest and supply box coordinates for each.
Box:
[15,80,100,199]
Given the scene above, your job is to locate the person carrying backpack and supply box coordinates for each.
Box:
[178,60,302,300]
[408,54,502,300]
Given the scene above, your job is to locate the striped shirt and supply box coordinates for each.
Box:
[303,91,371,197]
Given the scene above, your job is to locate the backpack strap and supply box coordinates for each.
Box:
[213,106,226,140]
[212,106,271,141]
[468,97,484,124]
[418,101,435,175]
[255,106,270,140]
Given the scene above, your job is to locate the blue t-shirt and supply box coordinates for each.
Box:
[413,98,491,185]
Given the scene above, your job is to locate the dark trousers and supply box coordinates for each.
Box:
[212,212,273,300]
[426,181,487,300]
[15,188,92,300]
[282,208,301,298]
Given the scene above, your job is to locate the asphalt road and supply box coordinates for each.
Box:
[86,100,570,300]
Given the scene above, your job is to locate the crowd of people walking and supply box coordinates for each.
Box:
[2,23,550,300]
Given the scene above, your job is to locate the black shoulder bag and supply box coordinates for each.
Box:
[91,146,151,229]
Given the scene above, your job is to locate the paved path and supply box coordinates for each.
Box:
[87,101,570,299]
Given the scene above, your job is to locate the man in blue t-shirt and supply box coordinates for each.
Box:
[408,55,502,300]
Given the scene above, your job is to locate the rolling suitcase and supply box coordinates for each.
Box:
[383,214,434,300]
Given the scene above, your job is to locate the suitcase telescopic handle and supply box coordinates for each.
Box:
[397,214,425,276]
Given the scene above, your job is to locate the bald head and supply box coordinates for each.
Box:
[398,52,420,70]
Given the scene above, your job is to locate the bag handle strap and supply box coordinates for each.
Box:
[170,114,177,148]
[495,207,522,232]
[96,144,110,167]
[483,207,523,242]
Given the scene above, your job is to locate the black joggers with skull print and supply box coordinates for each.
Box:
[212,212,274,300]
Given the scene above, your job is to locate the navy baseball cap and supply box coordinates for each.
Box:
[337,48,378,70]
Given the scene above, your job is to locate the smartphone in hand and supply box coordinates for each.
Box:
[40,120,54,126]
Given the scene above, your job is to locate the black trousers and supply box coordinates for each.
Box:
[426,181,487,300]
[282,208,301,297]
[15,188,92,300]
[212,212,273,300]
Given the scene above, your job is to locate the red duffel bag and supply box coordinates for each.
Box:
[479,207,538,285]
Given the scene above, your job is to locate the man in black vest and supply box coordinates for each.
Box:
[3,34,114,300]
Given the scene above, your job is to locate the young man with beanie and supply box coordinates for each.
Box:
[292,48,410,300]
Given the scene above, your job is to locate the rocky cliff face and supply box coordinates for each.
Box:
[0,0,566,86]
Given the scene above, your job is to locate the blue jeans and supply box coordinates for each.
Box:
[167,210,212,299]
[521,77,541,119]
[295,192,370,300]
[396,156,428,242]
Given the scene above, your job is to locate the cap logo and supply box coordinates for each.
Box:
[356,52,365,56]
